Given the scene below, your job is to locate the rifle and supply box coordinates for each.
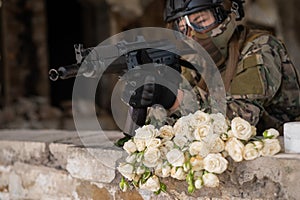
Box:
[48,36,196,137]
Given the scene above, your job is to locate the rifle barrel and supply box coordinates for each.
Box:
[48,63,81,81]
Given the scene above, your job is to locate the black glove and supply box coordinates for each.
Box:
[122,50,182,109]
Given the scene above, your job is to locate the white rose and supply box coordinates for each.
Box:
[227,130,234,138]
[136,166,146,175]
[140,175,161,192]
[261,139,281,156]
[166,149,185,167]
[146,138,162,149]
[155,161,171,178]
[123,139,137,154]
[194,178,203,189]
[190,110,211,128]
[252,140,263,151]
[203,153,228,174]
[161,164,171,178]
[186,128,195,142]
[159,148,168,160]
[134,138,146,152]
[251,126,257,137]
[173,115,193,137]
[125,154,136,164]
[117,163,135,181]
[210,113,229,134]
[160,140,174,159]
[263,128,280,139]
[162,140,174,150]
[243,143,260,160]
[202,173,219,187]
[210,137,225,153]
[189,141,210,158]
[143,148,161,168]
[135,125,159,140]
[193,124,213,141]
[190,155,204,171]
[231,117,254,141]
[225,137,244,162]
[171,166,186,180]
[173,135,188,149]
[154,162,163,177]
[134,125,159,151]
[159,125,175,141]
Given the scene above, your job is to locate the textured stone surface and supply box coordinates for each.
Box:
[0,130,300,200]
[66,146,123,183]
[0,140,46,165]
[9,162,78,199]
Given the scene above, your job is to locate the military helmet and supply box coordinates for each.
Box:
[164,0,228,23]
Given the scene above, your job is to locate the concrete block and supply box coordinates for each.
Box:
[9,162,79,199]
[49,143,72,169]
[0,141,46,165]
[66,146,123,183]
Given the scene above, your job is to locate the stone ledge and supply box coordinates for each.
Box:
[66,146,123,183]
[0,130,300,199]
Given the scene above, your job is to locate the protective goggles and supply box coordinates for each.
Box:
[174,9,218,35]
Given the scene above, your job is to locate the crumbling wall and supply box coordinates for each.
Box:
[0,130,300,199]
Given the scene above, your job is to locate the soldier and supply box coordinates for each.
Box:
[121,0,300,142]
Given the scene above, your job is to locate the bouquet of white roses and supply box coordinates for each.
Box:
[117,110,281,194]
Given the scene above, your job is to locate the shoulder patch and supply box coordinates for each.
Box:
[230,54,265,95]
[236,54,264,74]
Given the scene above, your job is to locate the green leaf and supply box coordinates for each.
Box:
[154,189,161,195]
[160,182,167,193]
[188,184,195,194]
[141,170,151,184]
[119,177,129,192]
[115,134,132,147]
[186,171,194,185]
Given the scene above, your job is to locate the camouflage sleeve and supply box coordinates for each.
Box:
[226,34,284,126]
[170,34,285,127]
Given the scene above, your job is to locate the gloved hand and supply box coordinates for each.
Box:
[122,50,182,109]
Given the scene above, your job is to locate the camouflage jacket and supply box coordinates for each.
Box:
[147,26,300,134]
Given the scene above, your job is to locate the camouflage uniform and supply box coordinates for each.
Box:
[147,25,300,134]
[226,27,300,133]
